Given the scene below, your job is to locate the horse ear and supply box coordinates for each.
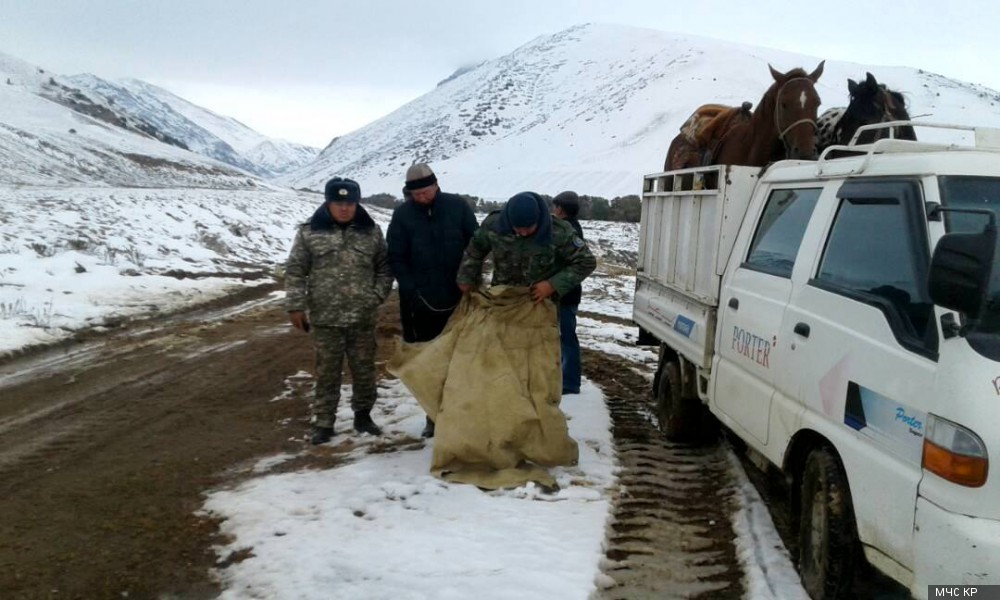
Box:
[866,72,878,86]
[848,79,859,95]
[808,60,825,82]
[769,64,783,81]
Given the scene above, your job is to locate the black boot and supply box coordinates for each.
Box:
[421,416,435,438]
[310,425,333,445]
[353,410,383,436]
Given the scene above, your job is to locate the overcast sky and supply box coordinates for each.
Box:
[2,0,998,147]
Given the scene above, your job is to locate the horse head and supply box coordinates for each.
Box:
[766,61,824,160]
[839,72,916,144]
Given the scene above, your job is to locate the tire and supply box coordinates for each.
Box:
[655,361,698,442]
[797,447,858,599]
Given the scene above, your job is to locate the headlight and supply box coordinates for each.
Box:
[922,413,989,487]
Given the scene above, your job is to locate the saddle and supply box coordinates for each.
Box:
[679,101,753,164]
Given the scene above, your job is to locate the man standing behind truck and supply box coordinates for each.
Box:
[387,163,478,438]
[551,191,585,395]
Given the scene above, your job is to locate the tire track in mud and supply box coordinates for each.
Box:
[583,348,746,599]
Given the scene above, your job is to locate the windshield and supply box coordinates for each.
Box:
[938,176,1000,335]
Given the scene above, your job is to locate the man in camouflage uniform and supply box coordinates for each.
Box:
[285,177,394,444]
[457,191,596,309]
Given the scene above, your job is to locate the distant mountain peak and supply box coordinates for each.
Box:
[437,62,486,87]
[0,48,317,186]
[64,74,319,177]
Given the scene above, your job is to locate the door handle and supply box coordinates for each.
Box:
[794,322,811,338]
[728,297,739,310]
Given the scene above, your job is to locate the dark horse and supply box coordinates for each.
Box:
[816,72,916,152]
[709,61,825,167]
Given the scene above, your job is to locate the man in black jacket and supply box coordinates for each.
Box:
[387,163,478,437]
[552,191,585,395]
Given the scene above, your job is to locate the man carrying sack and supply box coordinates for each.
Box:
[389,192,596,490]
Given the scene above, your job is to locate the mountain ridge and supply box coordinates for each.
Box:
[278,23,1000,200]
[0,50,317,184]
[65,75,319,177]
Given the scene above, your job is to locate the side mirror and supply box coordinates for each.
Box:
[929,225,996,319]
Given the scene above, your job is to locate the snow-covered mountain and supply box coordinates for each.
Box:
[0,52,263,188]
[0,50,317,185]
[63,75,319,177]
[279,23,1000,200]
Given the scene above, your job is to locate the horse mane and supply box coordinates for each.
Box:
[884,88,910,118]
[837,74,917,144]
[884,88,916,140]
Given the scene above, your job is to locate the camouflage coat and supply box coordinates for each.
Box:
[285,203,394,326]
[457,208,596,298]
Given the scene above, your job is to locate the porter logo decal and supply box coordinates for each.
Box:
[731,326,771,368]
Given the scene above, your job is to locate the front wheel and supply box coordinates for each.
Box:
[798,447,858,599]
[655,361,700,442]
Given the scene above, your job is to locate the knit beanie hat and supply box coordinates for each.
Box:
[552,190,579,208]
[404,163,438,191]
[506,192,541,228]
[325,177,361,203]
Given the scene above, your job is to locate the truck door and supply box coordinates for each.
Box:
[714,187,822,446]
[778,179,936,569]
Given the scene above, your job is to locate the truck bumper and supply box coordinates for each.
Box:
[911,496,1000,596]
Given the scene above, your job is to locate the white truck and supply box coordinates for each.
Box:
[632,123,1000,599]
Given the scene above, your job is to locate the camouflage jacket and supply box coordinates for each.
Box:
[457,210,596,298]
[285,204,394,326]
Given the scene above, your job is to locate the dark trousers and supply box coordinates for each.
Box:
[400,292,455,343]
[312,323,377,428]
[559,305,581,393]
[400,292,455,432]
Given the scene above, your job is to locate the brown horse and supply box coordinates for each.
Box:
[711,61,825,167]
[664,102,753,170]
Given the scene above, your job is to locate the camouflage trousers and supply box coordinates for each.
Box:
[311,322,378,428]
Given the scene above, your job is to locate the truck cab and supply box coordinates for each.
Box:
[633,124,1000,598]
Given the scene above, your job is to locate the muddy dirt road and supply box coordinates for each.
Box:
[0,289,777,600]
[0,288,403,599]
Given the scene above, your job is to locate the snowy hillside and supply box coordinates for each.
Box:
[64,75,319,177]
[0,53,260,188]
[279,23,1000,200]
[0,187,390,355]
[0,49,316,184]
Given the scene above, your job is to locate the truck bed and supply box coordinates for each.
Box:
[633,165,760,369]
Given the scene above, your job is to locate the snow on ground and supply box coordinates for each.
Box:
[727,453,810,600]
[580,219,639,321]
[204,379,615,600]
[578,315,657,370]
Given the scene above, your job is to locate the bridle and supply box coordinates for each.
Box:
[773,77,818,141]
